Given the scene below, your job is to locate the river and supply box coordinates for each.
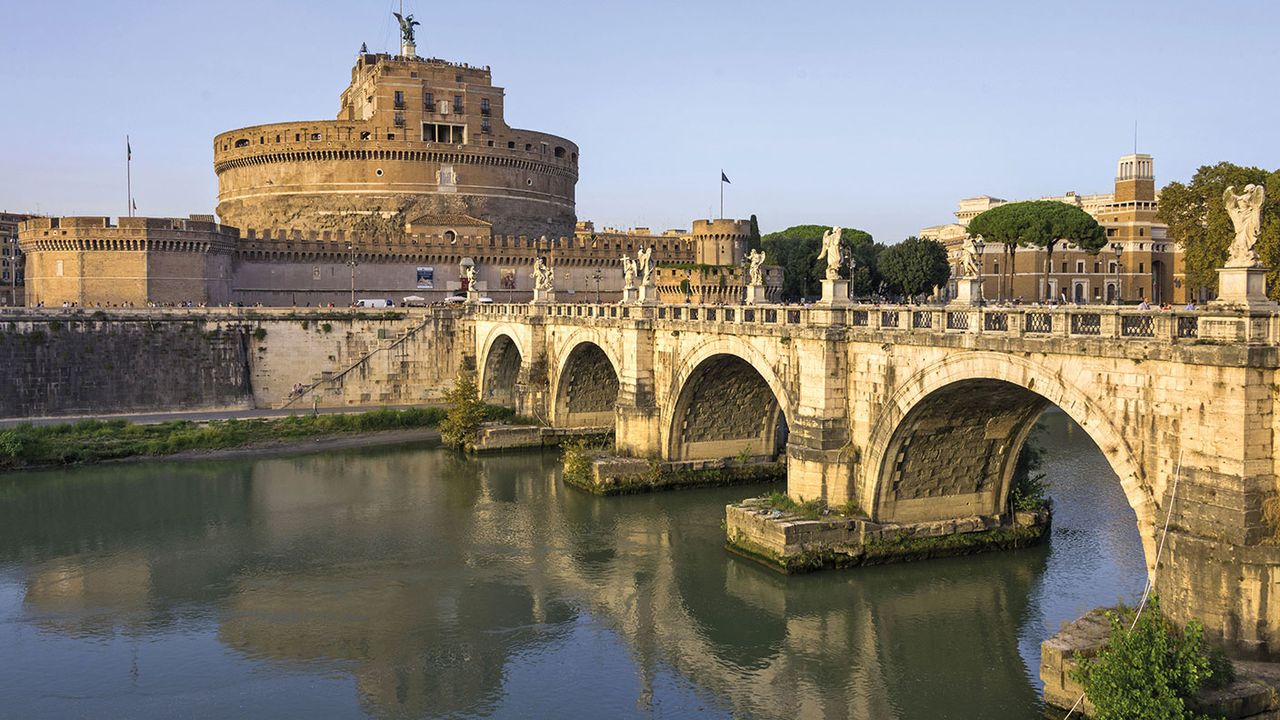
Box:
[0,411,1146,719]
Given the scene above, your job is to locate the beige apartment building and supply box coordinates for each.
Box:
[921,154,1184,304]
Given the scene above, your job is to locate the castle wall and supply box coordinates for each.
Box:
[0,307,465,419]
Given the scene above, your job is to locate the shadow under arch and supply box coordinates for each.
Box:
[480,333,523,408]
[666,352,790,462]
[550,339,620,428]
[863,352,1159,574]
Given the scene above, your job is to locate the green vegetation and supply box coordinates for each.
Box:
[761,225,880,300]
[761,489,862,519]
[0,408,447,470]
[561,440,599,488]
[253,327,267,340]
[747,214,762,252]
[1071,596,1234,720]
[439,369,487,451]
[876,236,951,300]
[1159,162,1280,300]
[1010,430,1049,512]
[968,200,1107,302]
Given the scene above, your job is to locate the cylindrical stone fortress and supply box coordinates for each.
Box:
[213,53,577,241]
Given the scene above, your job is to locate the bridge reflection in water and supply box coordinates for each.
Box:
[0,414,1144,719]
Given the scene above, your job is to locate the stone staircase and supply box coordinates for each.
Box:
[273,318,438,409]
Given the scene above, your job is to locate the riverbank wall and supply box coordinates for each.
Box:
[0,307,465,419]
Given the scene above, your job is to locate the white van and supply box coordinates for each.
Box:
[355,298,393,308]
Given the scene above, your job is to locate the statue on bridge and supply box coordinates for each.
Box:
[636,246,653,287]
[532,257,554,291]
[821,226,844,280]
[1224,184,1266,268]
[621,256,637,290]
[961,236,982,278]
[463,264,476,289]
[747,248,766,286]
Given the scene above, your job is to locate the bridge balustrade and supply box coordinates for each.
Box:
[1177,315,1199,339]
[1024,312,1053,334]
[880,310,900,328]
[1071,313,1101,335]
[912,311,933,329]
[1121,314,1155,338]
[982,311,1009,332]
[945,310,970,330]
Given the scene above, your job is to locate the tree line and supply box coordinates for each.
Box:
[760,225,949,302]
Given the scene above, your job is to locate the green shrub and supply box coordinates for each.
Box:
[321,323,333,333]
[561,441,595,487]
[439,370,486,451]
[1010,429,1048,512]
[253,327,267,340]
[1071,596,1233,720]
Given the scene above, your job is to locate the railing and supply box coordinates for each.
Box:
[1071,313,1101,335]
[1024,312,1052,334]
[463,301,1268,346]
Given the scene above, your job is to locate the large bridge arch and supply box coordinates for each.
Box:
[478,327,528,409]
[862,352,1159,572]
[662,338,793,462]
[548,332,621,428]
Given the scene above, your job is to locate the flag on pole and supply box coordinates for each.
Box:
[721,170,730,184]
[132,199,137,212]
[127,137,132,161]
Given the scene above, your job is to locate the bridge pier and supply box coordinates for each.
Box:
[613,323,662,458]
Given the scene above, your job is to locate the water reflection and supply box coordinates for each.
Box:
[0,412,1145,719]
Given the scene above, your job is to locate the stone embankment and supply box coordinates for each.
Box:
[725,497,1050,573]
[471,424,611,453]
[565,454,785,495]
[0,307,462,419]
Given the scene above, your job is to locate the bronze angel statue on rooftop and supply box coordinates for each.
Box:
[393,12,421,44]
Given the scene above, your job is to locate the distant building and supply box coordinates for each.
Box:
[0,212,35,306]
[921,154,1182,304]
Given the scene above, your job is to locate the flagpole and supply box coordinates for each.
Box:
[719,171,724,219]
[126,135,132,218]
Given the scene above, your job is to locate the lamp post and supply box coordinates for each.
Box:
[347,243,358,307]
[847,254,858,301]
[974,238,986,305]
[1112,243,1122,305]
[590,268,602,304]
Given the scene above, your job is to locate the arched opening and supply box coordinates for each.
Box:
[876,379,1046,524]
[482,335,522,408]
[553,342,619,428]
[669,354,788,462]
[1073,282,1085,304]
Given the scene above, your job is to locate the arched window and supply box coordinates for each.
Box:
[234,138,250,148]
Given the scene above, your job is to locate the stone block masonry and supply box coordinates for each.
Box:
[0,307,464,419]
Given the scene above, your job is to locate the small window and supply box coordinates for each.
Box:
[1060,261,1067,273]
[1076,260,1085,273]
[375,168,384,176]
[524,143,532,151]
[234,138,250,148]
[1139,262,1145,273]
[387,133,395,140]
[453,95,463,112]
[507,141,515,149]
[455,74,462,82]
[394,90,405,108]
[56,259,64,277]
[310,133,321,141]
[554,146,565,158]
[295,133,300,141]
[424,91,434,109]
[1139,228,1145,237]
[360,131,371,140]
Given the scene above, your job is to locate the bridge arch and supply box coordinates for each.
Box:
[863,352,1158,572]
[478,328,527,409]
[663,338,792,462]
[549,333,621,428]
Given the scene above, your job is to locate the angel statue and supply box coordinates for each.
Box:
[463,264,476,288]
[532,257,554,291]
[393,12,421,45]
[1224,184,1266,268]
[747,248,766,287]
[821,226,844,281]
[636,246,653,286]
[960,236,981,278]
[621,256,637,290]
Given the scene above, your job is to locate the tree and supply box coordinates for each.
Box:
[967,203,1025,302]
[747,214,762,252]
[1158,162,1280,300]
[439,369,486,451]
[877,236,950,301]
[761,225,878,301]
[1025,201,1107,303]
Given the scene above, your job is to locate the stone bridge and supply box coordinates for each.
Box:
[470,300,1280,657]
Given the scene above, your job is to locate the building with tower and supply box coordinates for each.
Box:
[921,153,1183,304]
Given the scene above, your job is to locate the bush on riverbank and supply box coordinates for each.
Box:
[1071,596,1233,720]
[0,407,457,470]
[440,370,487,451]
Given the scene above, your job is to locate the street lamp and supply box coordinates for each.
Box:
[1112,243,1122,305]
[847,254,858,301]
[590,267,602,304]
[347,243,359,307]
[974,238,986,305]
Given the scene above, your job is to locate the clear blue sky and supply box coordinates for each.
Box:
[2,0,1277,242]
